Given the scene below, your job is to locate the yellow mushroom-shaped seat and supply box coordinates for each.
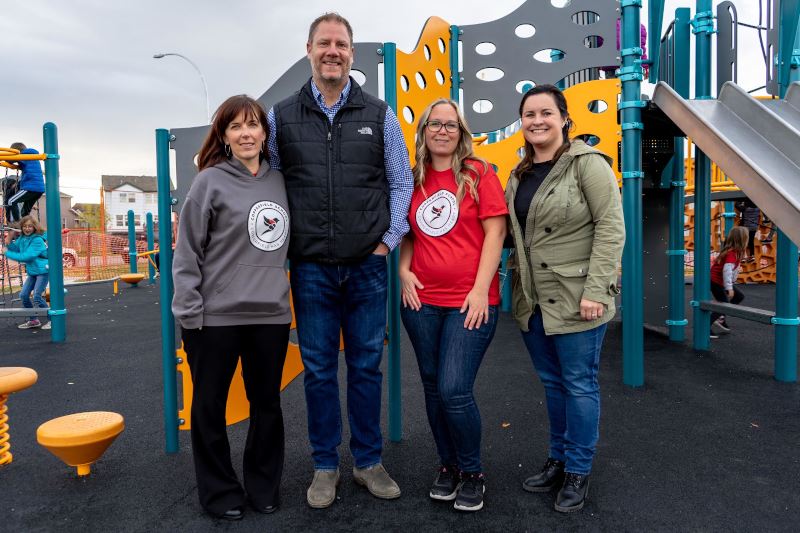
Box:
[0,367,38,466]
[119,273,145,285]
[37,411,124,476]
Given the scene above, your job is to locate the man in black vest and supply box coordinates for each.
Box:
[267,12,413,509]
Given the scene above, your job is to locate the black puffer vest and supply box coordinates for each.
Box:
[274,78,389,263]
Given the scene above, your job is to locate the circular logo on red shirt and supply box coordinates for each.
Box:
[416,190,459,237]
[248,201,288,251]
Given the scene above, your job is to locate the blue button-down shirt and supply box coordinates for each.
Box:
[267,79,413,251]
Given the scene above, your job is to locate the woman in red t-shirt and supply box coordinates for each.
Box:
[399,98,507,512]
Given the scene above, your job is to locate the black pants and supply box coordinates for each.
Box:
[746,227,757,257]
[7,189,42,222]
[710,282,744,325]
[182,323,290,515]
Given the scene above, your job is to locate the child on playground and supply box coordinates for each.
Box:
[4,142,45,224]
[2,215,50,329]
[710,225,748,337]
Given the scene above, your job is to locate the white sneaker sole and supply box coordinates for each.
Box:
[453,485,485,511]
[429,489,458,501]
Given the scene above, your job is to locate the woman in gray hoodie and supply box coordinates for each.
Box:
[172,95,291,521]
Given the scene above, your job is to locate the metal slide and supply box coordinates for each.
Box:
[652,81,800,246]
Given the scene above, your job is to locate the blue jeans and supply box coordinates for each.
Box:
[21,273,49,321]
[290,255,387,470]
[401,304,498,473]
[520,312,606,475]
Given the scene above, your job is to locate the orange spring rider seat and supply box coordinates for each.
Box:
[0,367,38,465]
[37,412,125,476]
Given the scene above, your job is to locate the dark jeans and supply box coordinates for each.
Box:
[20,273,48,321]
[710,282,744,324]
[182,323,289,515]
[401,304,498,473]
[520,312,607,475]
[290,255,388,469]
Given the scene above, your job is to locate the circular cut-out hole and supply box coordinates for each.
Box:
[193,153,199,169]
[423,44,432,61]
[515,24,536,38]
[476,67,504,81]
[550,0,572,7]
[578,134,601,146]
[351,69,367,86]
[438,38,446,54]
[475,42,496,55]
[435,69,445,85]
[587,100,608,113]
[516,80,536,93]
[533,49,566,62]
[415,72,427,89]
[472,100,493,114]
[572,11,600,25]
[584,35,602,48]
[402,106,415,124]
[400,75,410,92]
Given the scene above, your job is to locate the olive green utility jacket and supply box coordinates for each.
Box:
[505,140,625,334]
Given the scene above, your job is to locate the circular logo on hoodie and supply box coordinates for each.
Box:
[416,190,459,237]
[248,201,288,251]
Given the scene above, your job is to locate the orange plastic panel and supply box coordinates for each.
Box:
[396,16,453,163]
[473,79,621,188]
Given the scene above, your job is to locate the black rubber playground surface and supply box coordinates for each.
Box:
[2,280,799,532]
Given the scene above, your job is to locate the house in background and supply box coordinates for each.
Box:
[37,192,77,230]
[101,175,160,234]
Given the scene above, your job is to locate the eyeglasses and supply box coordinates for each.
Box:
[425,120,460,133]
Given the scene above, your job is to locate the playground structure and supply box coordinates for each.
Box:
[152,0,800,453]
[0,126,67,342]
[36,411,125,476]
[0,366,38,465]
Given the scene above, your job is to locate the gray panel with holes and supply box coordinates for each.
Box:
[459,0,618,133]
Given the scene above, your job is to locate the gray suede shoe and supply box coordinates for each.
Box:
[307,469,340,509]
[353,463,401,499]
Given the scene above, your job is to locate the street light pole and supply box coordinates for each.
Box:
[153,52,211,124]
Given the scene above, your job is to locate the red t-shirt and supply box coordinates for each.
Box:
[408,162,509,307]
[710,250,740,286]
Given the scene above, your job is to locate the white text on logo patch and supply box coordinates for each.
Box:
[248,201,289,251]
[416,190,459,237]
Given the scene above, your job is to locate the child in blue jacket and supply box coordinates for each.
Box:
[6,142,45,223]
[3,215,50,329]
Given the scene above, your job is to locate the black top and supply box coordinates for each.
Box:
[514,161,554,236]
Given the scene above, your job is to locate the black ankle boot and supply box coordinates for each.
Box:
[554,473,590,513]
[522,458,565,493]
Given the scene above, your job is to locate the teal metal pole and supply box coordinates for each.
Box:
[146,212,155,284]
[723,201,735,235]
[621,0,644,386]
[648,0,667,82]
[127,209,137,275]
[43,122,66,342]
[449,26,460,101]
[773,11,800,382]
[668,8,691,342]
[691,0,713,351]
[382,42,402,442]
[156,129,178,453]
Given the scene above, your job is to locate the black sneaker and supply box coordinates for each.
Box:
[523,457,565,493]
[555,473,590,513]
[429,465,459,501]
[454,472,485,512]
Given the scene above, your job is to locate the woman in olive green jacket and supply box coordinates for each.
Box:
[506,85,624,513]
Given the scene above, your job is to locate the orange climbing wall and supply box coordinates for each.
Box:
[395,17,453,163]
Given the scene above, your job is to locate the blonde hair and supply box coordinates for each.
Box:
[412,98,487,203]
[715,225,749,264]
[19,215,44,235]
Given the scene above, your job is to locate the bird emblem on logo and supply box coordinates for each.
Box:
[261,215,279,236]
[430,204,446,222]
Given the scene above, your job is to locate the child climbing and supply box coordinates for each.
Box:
[709,226,748,338]
[2,215,50,329]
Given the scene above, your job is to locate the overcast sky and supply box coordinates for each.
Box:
[3,1,766,204]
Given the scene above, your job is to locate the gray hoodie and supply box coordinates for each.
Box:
[172,158,291,329]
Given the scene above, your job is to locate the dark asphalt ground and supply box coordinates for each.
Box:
[2,281,799,532]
